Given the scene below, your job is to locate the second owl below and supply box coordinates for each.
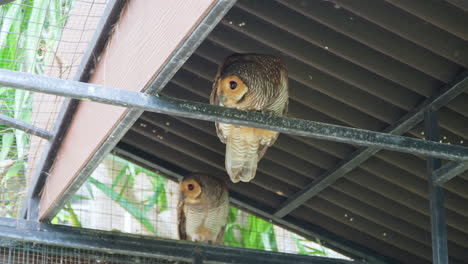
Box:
[178,173,229,244]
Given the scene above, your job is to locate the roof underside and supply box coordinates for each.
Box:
[118,1,468,263]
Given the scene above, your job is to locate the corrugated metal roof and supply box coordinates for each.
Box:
[118,1,468,263]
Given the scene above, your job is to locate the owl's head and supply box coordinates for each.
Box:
[180,178,202,201]
[216,75,249,107]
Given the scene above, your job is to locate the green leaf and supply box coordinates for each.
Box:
[70,194,91,201]
[223,224,242,247]
[293,234,308,255]
[303,244,327,256]
[88,177,156,234]
[0,3,21,48]
[143,190,159,213]
[228,206,238,223]
[13,89,31,158]
[84,181,95,199]
[22,0,49,72]
[0,133,14,161]
[64,202,82,227]
[51,216,59,224]
[1,160,22,186]
[112,164,128,188]
[156,181,167,212]
[116,166,134,202]
[292,234,327,256]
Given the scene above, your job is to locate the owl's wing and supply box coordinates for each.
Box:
[210,78,228,144]
[257,137,274,161]
[209,78,219,106]
[177,198,187,241]
[214,193,230,244]
[281,69,289,116]
[214,224,227,244]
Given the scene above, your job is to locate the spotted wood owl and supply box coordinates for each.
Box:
[177,173,229,244]
[210,53,289,183]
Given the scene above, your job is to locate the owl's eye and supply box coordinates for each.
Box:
[229,81,237,90]
[187,184,194,191]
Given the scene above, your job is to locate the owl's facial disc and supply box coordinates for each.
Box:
[181,179,202,199]
[218,75,248,107]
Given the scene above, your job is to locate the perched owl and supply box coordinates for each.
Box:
[210,53,289,183]
[177,173,229,244]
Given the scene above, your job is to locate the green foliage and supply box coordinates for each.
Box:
[55,155,169,235]
[292,234,327,256]
[0,133,13,161]
[110,155,169,214]
[223,206,278,251]
[88,176,157,234]
[223,207,243,247]
[51,195,86,227]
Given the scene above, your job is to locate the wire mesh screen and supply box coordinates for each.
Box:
[52,154,349,260]
[0,238,189,264]
[0,0,109,218]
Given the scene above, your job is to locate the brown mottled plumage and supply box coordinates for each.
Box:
[210,53,289,183]
[177,173,229,244]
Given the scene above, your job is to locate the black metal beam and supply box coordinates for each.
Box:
[424,109,448,264]
[20,0,128,220]
[0,217,360,264]
[36,0,236,222]
[0,113,53,140]
[0,0,14,6]
[1,69,468,161]
[273,72,468,218]
[434,161,468,185]
[113,146,397,264]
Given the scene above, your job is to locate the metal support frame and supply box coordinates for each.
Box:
[0,113,53,140]
[273,72,468,218]
[434,161,468,185]
[1,69,467,162]
[424,109,448,264]
[0,217,359,264]
[0,0,14,6]
[113,146,396,264]
[35,0,236,222]
[20,0,127,220]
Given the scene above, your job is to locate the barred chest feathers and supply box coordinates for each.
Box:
[185,202,229,242]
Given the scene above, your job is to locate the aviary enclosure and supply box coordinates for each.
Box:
[0,0,467,263]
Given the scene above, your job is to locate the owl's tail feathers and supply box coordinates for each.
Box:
[225,135,259,183]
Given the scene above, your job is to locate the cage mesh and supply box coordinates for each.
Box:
[51,154,349,260]
[0,238,189,264]
[0,0,109,218]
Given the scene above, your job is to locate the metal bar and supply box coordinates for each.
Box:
[1,69,468,162]
[193,253,204,264]
[434,161,468,185]
[425,109,448,264]
[273,71,468,218]
[0,0,14,6]
[20,0,127,220]
[113,146,396,264]
[0,113,53,140]
[37,0,236,222]
[446,0,468,12]
[0,217,359,264]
